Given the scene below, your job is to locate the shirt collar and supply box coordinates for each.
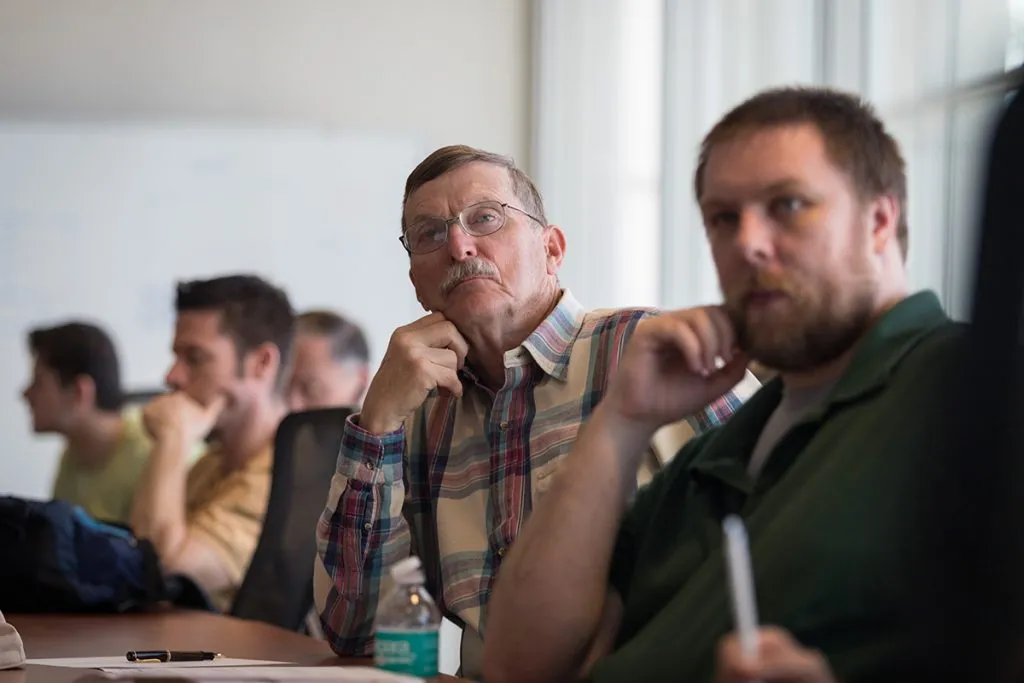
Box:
[506,289,587,382]
[687,290,951,484]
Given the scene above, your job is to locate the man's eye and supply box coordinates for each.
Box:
[470,210,500,224]
[707,211,739,230]
[411,222,446,245]
[772,196,806,215]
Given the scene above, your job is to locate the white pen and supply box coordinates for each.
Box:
[723,514,760,663]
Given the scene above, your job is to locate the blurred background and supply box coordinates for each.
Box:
[0,0,1019,498]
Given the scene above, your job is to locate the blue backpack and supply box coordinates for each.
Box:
[0,496,210,613]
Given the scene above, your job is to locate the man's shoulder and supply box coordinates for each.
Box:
[576,306,659,344]
[118,410,153,462]
[893,319,969,382]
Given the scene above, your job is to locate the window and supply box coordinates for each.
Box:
[535,0,1016,318]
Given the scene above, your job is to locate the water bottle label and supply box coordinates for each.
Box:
[374,628,439,677]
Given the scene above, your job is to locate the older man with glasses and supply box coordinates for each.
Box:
[313,145,759,678]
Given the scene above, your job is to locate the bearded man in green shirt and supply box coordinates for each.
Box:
[486,86,967,683]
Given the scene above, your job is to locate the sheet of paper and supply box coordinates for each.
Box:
[26,656,287,669]
[95,665,422,682]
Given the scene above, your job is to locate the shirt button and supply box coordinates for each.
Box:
[499,421,509,430]
[363,522,373,532]
[365,461,375,471]
[497,546,507,558]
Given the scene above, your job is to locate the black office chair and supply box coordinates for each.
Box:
[229,407,353,631]
[909,83,1024,681]
[122,389,164,406]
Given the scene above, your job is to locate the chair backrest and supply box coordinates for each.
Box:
[122,389,164,407]
[909,83,1024,680]
[229,407,353,631]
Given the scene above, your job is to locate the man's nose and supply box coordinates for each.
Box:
[164,361,185,390]
[733,209,775,265]
[445,220,479,260]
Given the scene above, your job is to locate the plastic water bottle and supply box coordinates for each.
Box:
[373,556,441,678]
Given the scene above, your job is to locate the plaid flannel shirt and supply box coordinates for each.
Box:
[313,290,759,674]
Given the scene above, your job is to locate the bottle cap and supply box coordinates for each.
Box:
[390,556,425,585]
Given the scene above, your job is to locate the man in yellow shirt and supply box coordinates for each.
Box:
[22,322,148,524]
[130,274,294,612]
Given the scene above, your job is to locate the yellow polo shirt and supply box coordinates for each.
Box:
[185,444,273,612]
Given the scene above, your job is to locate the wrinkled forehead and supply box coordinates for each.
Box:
[701,124,844,201]
[404,162,515,221]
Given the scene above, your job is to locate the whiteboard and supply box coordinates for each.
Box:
[0,124,427,498]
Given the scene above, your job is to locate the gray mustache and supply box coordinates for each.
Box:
[440,259,500,295]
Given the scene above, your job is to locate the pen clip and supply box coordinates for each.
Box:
[134,659,163,664]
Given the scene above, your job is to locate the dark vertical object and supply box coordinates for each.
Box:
[911,84,1024,681]
[230,407,353,631]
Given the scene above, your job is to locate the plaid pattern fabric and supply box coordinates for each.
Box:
[313,291,755,658]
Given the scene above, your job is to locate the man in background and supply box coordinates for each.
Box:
[131,274,294,611]
[22,321,149,524]
[287,309,369,411]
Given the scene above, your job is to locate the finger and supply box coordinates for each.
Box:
[438,322,469,368]
[420,320,469,365]
[431,366,464,398]
[754,649,831,682]
[708,306,737,362]
[683,310,724,373]
[404,311,448,330]
[714,634,756,683]
[648,317,707,376]
[422,347,460,371]
[702,353,750,398]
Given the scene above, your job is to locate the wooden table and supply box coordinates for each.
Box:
[1,612,460,682]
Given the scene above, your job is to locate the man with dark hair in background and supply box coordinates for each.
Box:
[22,321,149,524]
[131,274,295,611]
[287,309,370,411]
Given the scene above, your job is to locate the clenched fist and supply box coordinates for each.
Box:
[142,392,225,445]
[359,312,469,435]
[716,627,836,683]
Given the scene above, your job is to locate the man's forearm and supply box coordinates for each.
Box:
[484,403,652,683]
[316,415,412,655]
[130,431,190,559]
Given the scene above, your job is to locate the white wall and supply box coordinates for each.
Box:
[0,0,531,162]
[0,0,532,499]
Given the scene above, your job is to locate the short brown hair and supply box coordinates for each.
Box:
[176,274,295,384]
[401,145,547,232]
[694,87,909,259]
[28,322,123,411]
[296,310,369,363]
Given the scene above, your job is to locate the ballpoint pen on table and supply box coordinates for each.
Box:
[126,650,222,663]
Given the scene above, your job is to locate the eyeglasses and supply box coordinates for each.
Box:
[400,200,544,255]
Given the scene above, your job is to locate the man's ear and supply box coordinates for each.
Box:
[544,225,567,275]
[870,193,900,256]
[246,342,281,383]
[71,375,97,410]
